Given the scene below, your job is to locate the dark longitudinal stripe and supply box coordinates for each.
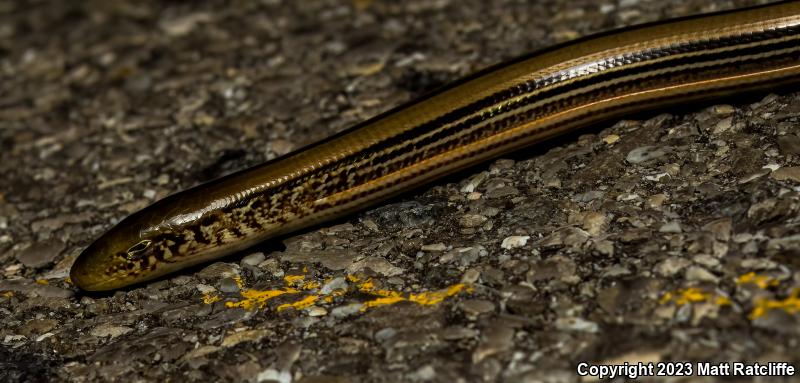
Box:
[246,46,800,224]
[308,22,800,176]
[265,30,800,204]
[351,36,800,185]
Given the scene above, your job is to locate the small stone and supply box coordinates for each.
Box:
[159,12,211,36]
[555,317,599,333]
[374,327,397,342]
[582,212,607,236]
[256,369,291,383]
[16,239,65,268]
[461,269,481,284]
[331,303,363,318]
[654,257,691,277]
[647,194,667,208]
[345,257,403,277]
[685,266,718,283]
[771,167,800,182]
[241,252,266,266]
[421,243,447,252]
[90,324,133,339]
[221,329,272,348]
[500,236,529,250]
[219,277,240,293]
[626,146,671,164]
[710,104,735,116]
[702,218,732,242]
[409,365,436,381]
[320,277,348,295]
[485,185,519,199]
[712,117,733,134]
[659,221,682,233]
[196,284,217,295]
[440,246,485,266]
[196,262,239,282]
[306,306,327,317]
[603,134,620,144]
[460,299,495,315]
[601,265,631,278]
[472,323,514,363]
[459,214,488,228]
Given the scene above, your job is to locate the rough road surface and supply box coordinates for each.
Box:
[2,0,799,382]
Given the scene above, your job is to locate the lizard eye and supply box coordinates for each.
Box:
[126,240,152,260]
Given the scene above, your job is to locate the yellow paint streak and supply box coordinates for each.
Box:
[363,296,406,309]
[361,283,470,310]
[736,272,779,289]
[277,295,320,311]
[225,288,298,310]
[202,292,221,304]
[749,288,800,320]
[302,280,321,290]
[207,272,471,313]
[660,287,731,306]
[35,279,49,285]
[410,284,471,305]
[346,275,360,283]
[1,291,13,297]
[284,275,305,285]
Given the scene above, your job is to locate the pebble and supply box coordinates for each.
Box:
[459,214,488,228]
[659,221,682,233]
[771,167,800,182]
[654,257,691,277]
[331,303,363,318]
[219,277,240,293]
[500,236,529,250]
[472,323,514,363]
[306,306,327,317]
[241,252,266,266]
[420,243,447,252]
[626,146,671,164]
[554,317,599,333]
[16,239,65,268]
[460,299,495,315]
[345,257,403,276]
[685,266,719,283]
[582,212,607,236]
[320,277,348,295]
[90,324,133,339]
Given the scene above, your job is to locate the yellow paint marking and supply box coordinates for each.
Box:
[207,272,471,314]
[284,275,305,285]
[225,288,298,310]
[277,295,320,311]
[660,287,731,306]
[736,272,779,289]
[1,291,13,298]
[202,292,221,304]
[361,283,470,310]
[749,288,800,320]
[363,296,406,309]
[410,284,471,305]
[35,279,49,285]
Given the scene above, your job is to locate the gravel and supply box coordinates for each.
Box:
[2,0,799,382]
